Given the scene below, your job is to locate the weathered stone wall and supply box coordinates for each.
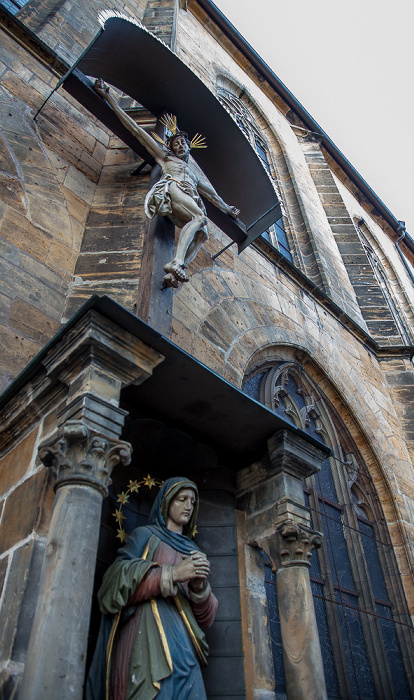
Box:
[0,2,413,694]
[18,0,147,64]
[65,132,147,318]
[302,137,413,344]
[171,241,414,606]
[333,168,414,326]
[0,26,110,389]
[379,354,414,465]
[0,424,55,695]
[176,2,368,328]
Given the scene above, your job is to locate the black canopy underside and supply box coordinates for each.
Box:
[63,17,282,251]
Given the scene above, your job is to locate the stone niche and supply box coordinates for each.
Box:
[89,416,246,698]
[0,296,328,700]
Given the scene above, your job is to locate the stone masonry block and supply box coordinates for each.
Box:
[8,298,60,344]
[80,225,142,253]
[0,471,51,553]
[12,539,45,663]
[74,251,141,280]
[0,540,34,662]
[0,555,8,599]
[0,325,40,380]
[1,208,52,263]
[0,428,38,498]
[0,174,25,215]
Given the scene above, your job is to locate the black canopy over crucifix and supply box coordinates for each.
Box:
[59,16,282,252]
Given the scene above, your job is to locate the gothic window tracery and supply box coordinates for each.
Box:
[243,361,414,699]
[355,220,412,344]
[216,84,293,263]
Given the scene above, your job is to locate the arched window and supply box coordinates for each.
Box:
[243,361,414,699]
[355,220,413,344]
[217,85,293,263]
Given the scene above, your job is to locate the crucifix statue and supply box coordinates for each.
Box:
[94,79,240,288]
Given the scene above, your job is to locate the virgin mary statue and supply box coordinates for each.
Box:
[86,477,218,700]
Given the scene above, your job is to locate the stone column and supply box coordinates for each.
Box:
[19,310,164,700]
[19,421,130,700]
[267,521,326,700]
[245,429,328,700]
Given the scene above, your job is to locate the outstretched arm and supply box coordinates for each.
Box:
[197,179,240,219]
[94,79,165,162]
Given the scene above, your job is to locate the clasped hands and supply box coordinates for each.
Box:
[172,550,210,592]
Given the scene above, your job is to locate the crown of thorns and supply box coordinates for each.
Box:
[151,114,207,150]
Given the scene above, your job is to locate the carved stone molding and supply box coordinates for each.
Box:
[268,429,328,482]
[39,420,131,497]
[0,309,164,457]
[258,519,323,572]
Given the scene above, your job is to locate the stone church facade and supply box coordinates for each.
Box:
[0,1,413,698]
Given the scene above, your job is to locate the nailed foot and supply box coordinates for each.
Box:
[162,272,180,289]
[163,261,189,283]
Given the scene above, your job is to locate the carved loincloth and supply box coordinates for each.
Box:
[144,175,207,229]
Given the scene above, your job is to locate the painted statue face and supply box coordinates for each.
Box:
[171,135,190,159]
[166,488,196,533]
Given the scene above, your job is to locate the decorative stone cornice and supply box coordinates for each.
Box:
[268,429,328,481]
[39,420,131,498]
[0,309,165,456]
[42,310,164,393]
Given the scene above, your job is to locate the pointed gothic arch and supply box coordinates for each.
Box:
[243,357,414,699]
[355,218,414,344]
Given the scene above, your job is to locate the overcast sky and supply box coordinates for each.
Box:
[214,0,414,237]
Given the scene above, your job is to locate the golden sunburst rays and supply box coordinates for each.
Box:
[151,114,207,150]
[151,131,169,148]
[159,113,178,135]
[190,133,207,149]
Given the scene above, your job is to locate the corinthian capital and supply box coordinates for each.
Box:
[39,420,132,497]
[276,520,322,568]
[257,519,323,572]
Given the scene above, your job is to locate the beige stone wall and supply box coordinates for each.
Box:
[0,424,55,693]
[0,28,110,388]
[176,2,367,327]
[0,0,412,634]
[172,234,414,611]
[65,132,148,318]
[18,0,147,64]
